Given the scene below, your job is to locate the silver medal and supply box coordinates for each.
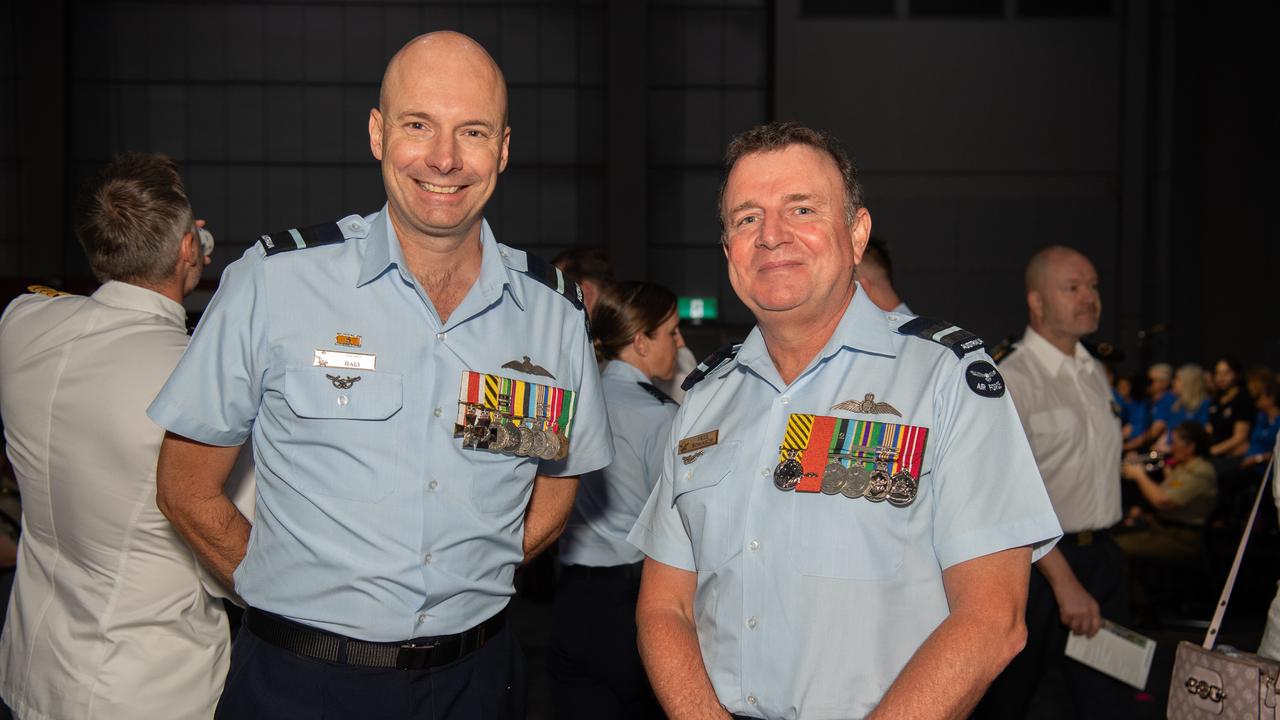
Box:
[821,462,849,495]
[887,472,918,507]
[841,464,871,499]
[865,468,891,503]
[773,449,803,491]
[515,426,535,456]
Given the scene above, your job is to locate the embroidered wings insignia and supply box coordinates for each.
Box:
[501,356,556,380]
[326,374,362,390]
[831,393,902,417]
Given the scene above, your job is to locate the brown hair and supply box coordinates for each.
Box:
[73,152,193,284]
[718,120,863,239]
[591,281,678,362]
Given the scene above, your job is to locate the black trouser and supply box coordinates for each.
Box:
[549,563,661,719]
[974,535,1136,719]
[216,614,526,719]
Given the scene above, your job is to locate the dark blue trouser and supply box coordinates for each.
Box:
[216,617,526,720]
[549,565,661,719]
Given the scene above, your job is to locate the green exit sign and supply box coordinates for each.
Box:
[678,296,718,321]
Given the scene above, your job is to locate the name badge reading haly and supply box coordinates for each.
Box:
[313,349,376,371]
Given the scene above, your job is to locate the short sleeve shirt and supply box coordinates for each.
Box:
[628,289,1060,719]
[559,360,678,568]
[148,208,613,640]
[1160,457,1217,526]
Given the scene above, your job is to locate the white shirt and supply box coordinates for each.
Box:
[1000,326,1122,533]
[0,282,232,720]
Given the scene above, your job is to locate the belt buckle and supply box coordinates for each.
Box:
[1078,530,1093,546]
[395,640,438,671]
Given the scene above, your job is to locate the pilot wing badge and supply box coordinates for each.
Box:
[501,356,556,380]
[831,393,902,417]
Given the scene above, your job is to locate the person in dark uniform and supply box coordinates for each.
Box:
[551,281,683,719]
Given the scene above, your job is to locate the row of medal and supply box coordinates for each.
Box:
[457,405,569,461]
[771,414,929,508]
[774,448,919,507]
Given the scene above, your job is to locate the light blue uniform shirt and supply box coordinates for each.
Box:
[148,208,613,641]
[628,288,1061,720]
[560,359,678,568]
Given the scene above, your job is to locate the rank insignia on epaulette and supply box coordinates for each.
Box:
[27,284,69,298]
[895,316,986,359]
[680,342,742,392]
[259,220,348,256]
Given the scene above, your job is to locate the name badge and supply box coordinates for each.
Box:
[313,349,376,371]
[677,429,719,455]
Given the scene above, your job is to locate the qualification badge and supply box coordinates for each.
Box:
[773,413,929,507]
[455,371,578,461]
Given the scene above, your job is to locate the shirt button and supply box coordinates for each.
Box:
[747,616,758,629]
[780,396,790,405]
[747,695,758,705]
[760,467,769,478]
[749,540,760,552]
[436,332,446,341]
[337,395,349,406]
[416,613,427,624]
[424,553,433,564]
[433,407,443,417]
[428,480,439,491]
[684,471,693,481]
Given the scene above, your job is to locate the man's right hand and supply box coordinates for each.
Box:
[1034,547,1102,638]
[1052,574,1102,637]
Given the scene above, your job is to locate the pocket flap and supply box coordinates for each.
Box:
[672,441,739,505]
[283,366,403,420]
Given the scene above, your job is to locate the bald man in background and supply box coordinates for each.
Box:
[975,246,1132,718]
[148,32,612,719]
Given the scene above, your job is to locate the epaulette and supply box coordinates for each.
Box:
[26,284,70,298]
[637,382,677,406]
[521,253,585,312]
[258,215,369,256]
[680,342,742,392]
[895,317,986,359]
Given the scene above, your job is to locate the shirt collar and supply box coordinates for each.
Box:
[357,209,513,308]
[1020,326,1094,377]
[604,359,650,384]
[90,280,186,329]
[731,284,897,387]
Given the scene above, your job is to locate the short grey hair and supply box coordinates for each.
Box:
[73,153,193,284]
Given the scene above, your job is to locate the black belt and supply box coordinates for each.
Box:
[561,562,644,581]
[1060,528,1113,547]
[245,607,505,670]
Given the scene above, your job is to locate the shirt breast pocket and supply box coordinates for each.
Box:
[282,366,404,503]
[788,488,911,581]
[672,441,740,571]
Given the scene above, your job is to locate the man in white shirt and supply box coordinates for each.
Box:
[975,245,1133,718]
[0,153,236,719]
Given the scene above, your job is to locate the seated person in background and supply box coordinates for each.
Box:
[1112,371,1147,443]
[1118,421,1217,564]
[1125,363,1175,452]
[1241,381,1279,473]
[549,281,683,719]
[1206,357,1255,470]
[1246,366,1276,403]
[1151,364,1211,454]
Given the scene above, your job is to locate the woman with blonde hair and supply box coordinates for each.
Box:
[1153,364,1211,453]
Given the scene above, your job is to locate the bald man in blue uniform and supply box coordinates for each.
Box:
[629,122,1060,719]
[148,32,612,719]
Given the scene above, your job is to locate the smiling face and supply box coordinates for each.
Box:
[721,144,870,326]
[369,33,510,248]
